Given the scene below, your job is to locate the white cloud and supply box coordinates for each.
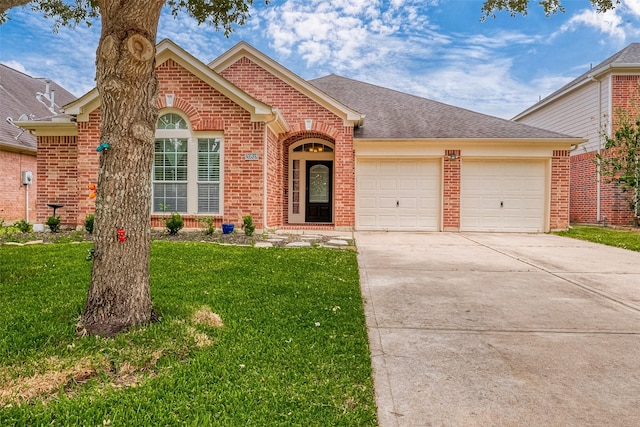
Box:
[558,9,625,40]
[1,60,30,74]
[623,0,640,16]
[261,0,437,73]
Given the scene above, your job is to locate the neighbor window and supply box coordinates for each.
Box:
[153,113,223,214]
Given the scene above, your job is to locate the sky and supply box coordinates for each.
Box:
[1,1,640,119]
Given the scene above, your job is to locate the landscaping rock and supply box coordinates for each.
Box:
[327,239,349,246]
[254,242,273,248]
[286,241,312,247]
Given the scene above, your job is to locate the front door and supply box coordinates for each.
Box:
[306,161,333,222]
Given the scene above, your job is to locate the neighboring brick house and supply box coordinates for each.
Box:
[18,39,582,232]
[514,43,640,226]
[0,64,75,223]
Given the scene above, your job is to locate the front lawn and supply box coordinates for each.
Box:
[555,225,640,252]
[0,242,376,426]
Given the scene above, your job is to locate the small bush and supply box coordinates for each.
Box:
[242,215,255,236]
[46,215,61,233]
[14,219,32,233]
[165,212,184,235]
[84,214,95,234]
[199,216,216,235]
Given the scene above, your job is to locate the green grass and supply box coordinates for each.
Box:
[555,225,640,252]
[0,242,376,426]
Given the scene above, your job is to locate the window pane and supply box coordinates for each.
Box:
[154,138,188,182]
[197,138,221,182]
[198,183,220,213]
[153,183,187,212]
[157,113,188,130]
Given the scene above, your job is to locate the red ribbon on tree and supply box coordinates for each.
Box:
[117,228,126,242]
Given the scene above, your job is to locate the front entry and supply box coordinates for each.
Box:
[305,161,333,222]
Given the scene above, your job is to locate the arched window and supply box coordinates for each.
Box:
[153,112,222,214]
[292,142,334,153]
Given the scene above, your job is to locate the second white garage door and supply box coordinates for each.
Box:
[461,160,547,232]
[356,159,440,231]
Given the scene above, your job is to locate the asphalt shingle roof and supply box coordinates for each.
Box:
[309,74,573,140]
[0,64,76,151]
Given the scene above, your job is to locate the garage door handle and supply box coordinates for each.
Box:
[500,201,503,207]
[396,200,399,207]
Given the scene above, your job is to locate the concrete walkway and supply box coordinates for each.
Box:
[356,232,640,427]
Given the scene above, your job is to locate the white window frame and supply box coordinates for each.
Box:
[153,111,224,215]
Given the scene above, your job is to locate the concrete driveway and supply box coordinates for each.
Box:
[356,232,640,427]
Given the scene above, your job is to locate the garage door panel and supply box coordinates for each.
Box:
[461,160,546,233]
[357,159,440,231]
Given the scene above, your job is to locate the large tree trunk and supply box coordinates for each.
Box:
[80,1,165,337]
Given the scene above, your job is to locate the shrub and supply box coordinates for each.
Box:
[165,212,184,235]
[199,216,216,235]
[14,219,32,233]
[242,215,255,236]
[84,214,95,234]
[46,215,61,233]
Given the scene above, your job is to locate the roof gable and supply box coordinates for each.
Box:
[63,39,283,128]
[514,43,640,120]
[310,74,577,141]
[209,42,364,127]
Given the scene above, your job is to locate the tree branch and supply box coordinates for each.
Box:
[0,0,31,14]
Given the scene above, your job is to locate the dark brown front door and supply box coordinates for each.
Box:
[305,161,332,223]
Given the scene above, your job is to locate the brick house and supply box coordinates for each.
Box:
[0,64,75,223]
[514,43,640,226]
[18,39,582,232]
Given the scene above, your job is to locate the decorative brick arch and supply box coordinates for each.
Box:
[157,93,207,130]
[282,131,336,151]
[284,120,342,141]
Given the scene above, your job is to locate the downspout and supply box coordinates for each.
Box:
[596,77,603,223]
[262,111,279,231]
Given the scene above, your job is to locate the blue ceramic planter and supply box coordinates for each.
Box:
[222,223,234,234]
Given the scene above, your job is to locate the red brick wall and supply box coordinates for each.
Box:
[550,150,570,230]
[0,150,37,223]
[265,126,283,227]
[221,58,355,227]
[158,59,266,227]
[443,150,460,230]
[570,150,635,225]
[76,111,101,225]
[64,59,267,228]
[36,135,78,226]
[570,151,597,223]
[567,75,639,226]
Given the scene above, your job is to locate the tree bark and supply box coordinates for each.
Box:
[80,0,165,337]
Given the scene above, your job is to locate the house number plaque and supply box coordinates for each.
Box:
[245,153,259,161]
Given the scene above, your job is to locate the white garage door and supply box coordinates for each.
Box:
[356,159,440,231]
[461,160,547,232]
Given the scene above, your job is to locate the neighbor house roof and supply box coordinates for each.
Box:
[514,43,640,120]
[310,74,575,140]
[0,64,76,153]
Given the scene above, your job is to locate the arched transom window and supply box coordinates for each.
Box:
[292,142,334,153]
[153,112,223,214]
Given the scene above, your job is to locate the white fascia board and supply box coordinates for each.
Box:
[64,39,280,125]
[156,39,275,122]
[14,120,78,136]
[353,138,584,156]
